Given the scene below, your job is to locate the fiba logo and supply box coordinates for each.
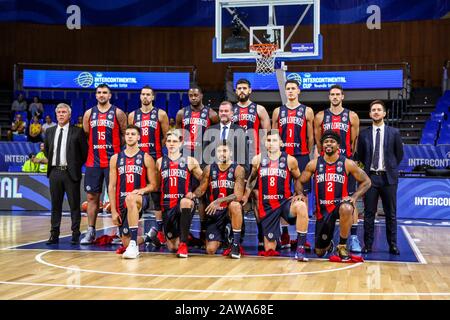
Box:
[74,72,94,88]
[287,73,302,86]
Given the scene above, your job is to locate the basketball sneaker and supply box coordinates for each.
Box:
[336,244,350,261]
[122,240,139,259]
[157,231,166,245]
[280,232,291,249]
[347,235,362,253]
[177,242,188,258]
[145,227,161,247]
[80,227,95,245]
[294,246,309,262]
[230,243,241,259]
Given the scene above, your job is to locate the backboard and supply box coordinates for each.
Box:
[213,0,322,63]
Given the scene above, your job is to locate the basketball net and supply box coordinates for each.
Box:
[250,43,278,75]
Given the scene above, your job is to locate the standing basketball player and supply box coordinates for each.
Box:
[301,130,371,261]
[81,84,127,244]
[242,130,309,261]
[272,80,314,249]
[192,142,246,258]
[314,84,362,252]
[176,86,219,244]
[156,129,203,258]
[128,86,169,246]
[108,125,156,259]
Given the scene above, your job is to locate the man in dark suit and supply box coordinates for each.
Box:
[44,103,88,245]
[356,100,404,255]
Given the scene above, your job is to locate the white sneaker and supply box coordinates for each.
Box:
[80,227,96,245]
[123,240,140,259]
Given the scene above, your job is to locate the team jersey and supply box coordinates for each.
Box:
[86,105,122,168]
[160,155,191,210]
[115,150,147,213]
[207,163,237,209]
[322,108,352,157]
[258,152,292,219]
[232,102,261,154]
[278,104,309,156]
[132,107,163,159]
[182,105,211,151]
[314,155,349,220]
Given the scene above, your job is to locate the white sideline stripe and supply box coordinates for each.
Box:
[401,226,427,264]
[0,280,449,296]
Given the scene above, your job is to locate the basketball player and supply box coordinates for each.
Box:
[232,78,271,250]
[272,80,314,249]
[108,125,156,259]
[81,84,127,244]
[156,129,203,258]
[314,84,362,252]
[128,86,169,246]
[192,142,246,259]
[300,130,371,261]
[175,86,219,244]
[242,130,309,261]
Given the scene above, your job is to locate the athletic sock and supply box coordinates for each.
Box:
[297,232,307,247]
[282,226,289,235]
[130,226,139,242]
[156,219,163,232]
[339,236,348,245]
[351,224,358,236]
[180,208,193,243]
[257,222,264,243]
[233,230,241,245]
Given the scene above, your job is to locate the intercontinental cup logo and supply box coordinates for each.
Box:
[74,72,94,88]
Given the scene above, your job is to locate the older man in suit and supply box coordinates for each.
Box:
[356,100,404,255]
[44,103,88,245]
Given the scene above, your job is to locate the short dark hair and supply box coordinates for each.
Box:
[219,100,233,109]
[189,85,203,94]
[320,130,341,145]
[141,85,154,95]
[126,124,141,135]
[285,80,300,88]
[369,100,386,112]
[236,78,251,88]
[216,140,233,151]
[266,129,281,139]
[96,84,111,93]
[329,84,344,93]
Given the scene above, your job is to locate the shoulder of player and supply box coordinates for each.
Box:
[110,153,118,163]
[286,155,298,167]
[315,110,324,118]
[349,110,359,120]
[186,156,200,168]
[344,158,357,170]
[252,154,262,166]
[158,108,168,117]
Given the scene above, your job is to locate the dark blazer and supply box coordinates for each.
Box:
[44,125,88,181]
[356,125,404,184]
[203,122,250,173]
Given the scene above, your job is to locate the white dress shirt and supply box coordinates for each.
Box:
[52,123,70,166]
[220,122,230,140]
[370,123,385,171]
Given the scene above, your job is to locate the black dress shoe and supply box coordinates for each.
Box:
[71,233,80,245]
[362,246,372,253]
[46,235,59,245]
[389,245,400,255]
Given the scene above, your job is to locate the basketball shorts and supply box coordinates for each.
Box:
[260,199,296,242]
[118,194,149,236]
[84,167,109,193]
[205,208,230,243]
[294,154,311,193]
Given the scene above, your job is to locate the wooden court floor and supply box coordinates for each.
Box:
[0,214,449,300]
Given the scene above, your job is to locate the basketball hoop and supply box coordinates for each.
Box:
[250,43,278,75]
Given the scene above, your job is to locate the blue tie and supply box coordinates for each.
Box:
[221,125,228,141]
[372,128,381,170]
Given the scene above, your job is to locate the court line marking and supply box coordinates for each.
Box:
[0,280,449,296]
[401,226,427,264]
[35,250,363,278]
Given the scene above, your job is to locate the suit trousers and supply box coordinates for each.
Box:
[363,173,398,248]
[49,168,81,236]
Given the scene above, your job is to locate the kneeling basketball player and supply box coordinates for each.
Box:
[243,130,309,261]
[192,141,246,259]
[156,129,203,258]
[301,130,371,261]
[108,125,157,259]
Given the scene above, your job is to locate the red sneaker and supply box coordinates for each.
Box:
[115,246,126,254]
[157,231,166,245]
[266,249,280,256]
[177,242,188,258]
[280,232,291,249]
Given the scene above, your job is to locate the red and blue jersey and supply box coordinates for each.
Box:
[322,108,352,157]
[278,104,309,156]
[115,150,147,213]
[132,107,162,160]
[258,152,292,219]
[314,155,349,220]
[160,155,191,211]
[232,102,261,154]
[86,105,122,168]
[207,163,237,209]
[182,106,211,151]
